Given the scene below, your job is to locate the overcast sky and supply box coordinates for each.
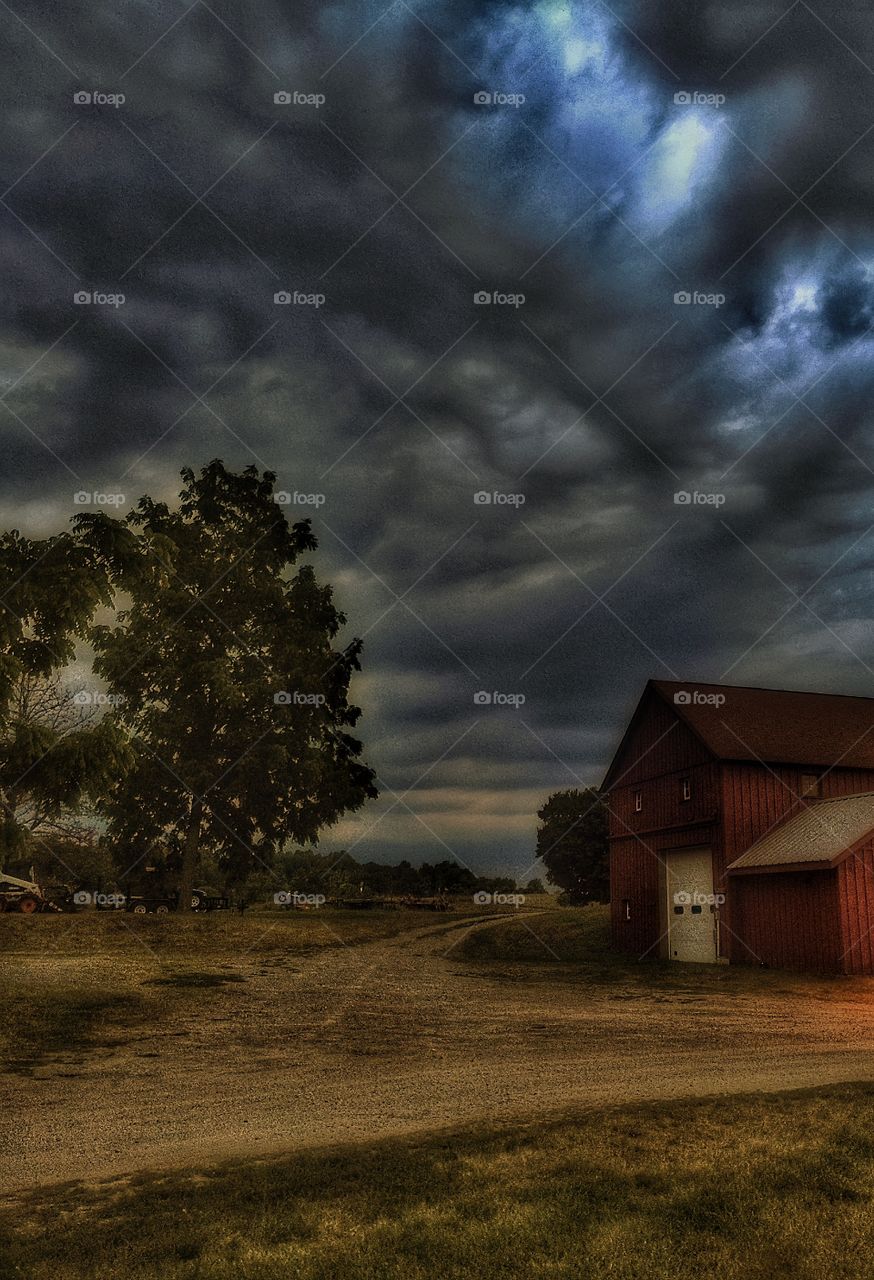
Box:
[4,1,874,876]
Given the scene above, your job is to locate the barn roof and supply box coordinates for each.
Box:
[650,680,874,770]
[727,792,874,874]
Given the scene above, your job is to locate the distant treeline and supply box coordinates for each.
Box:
[269,849,544,899]
[21,836,546,900]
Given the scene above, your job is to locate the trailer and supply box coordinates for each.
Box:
[124,887,230,914]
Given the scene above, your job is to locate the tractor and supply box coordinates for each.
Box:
[0,870,57,913]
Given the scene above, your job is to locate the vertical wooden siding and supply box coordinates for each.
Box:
[731,871,841,973]
[721,763,874,873]
[720,764,874,967]
[837,839,874,974]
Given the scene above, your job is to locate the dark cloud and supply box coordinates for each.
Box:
[2,0,874,874]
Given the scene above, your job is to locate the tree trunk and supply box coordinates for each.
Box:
[176,797,203,913]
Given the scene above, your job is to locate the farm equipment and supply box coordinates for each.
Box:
[42,883,79,912]
[124,886,230,914]
[0,870,59,913]
[192,888,230,912]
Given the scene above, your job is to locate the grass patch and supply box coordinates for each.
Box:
[4,1084,874,1278]
[2,984,146,1076]
[0,907,506,960]
[455,904,857,995]
[457,902,613,965]
[0,908,522,1074]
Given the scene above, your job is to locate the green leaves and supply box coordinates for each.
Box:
[88,460,377,887]
[536,788,609,904]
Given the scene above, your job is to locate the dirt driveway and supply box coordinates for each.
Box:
[6,913,874,1191]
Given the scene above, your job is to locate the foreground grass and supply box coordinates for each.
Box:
[4,1084,874,1279]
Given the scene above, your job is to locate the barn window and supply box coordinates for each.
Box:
[634,791,642,812]
[801,773,820,798]
[623,898,631,921]
[681,778,691,801]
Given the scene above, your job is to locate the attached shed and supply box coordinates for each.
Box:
[727,793,874,974]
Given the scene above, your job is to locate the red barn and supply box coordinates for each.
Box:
[602,680,874,973]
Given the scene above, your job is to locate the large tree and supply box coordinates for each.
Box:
[535,788,609,904]
[76,461,378,908]
[0,531,122,863]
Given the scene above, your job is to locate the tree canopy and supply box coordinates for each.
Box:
[0,532,123,862]
[535,788,609,904]
[75,460,378,907]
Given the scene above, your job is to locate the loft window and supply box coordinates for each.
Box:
[681,778,691,801]
[635,791,642,812]
[801,773,820,798]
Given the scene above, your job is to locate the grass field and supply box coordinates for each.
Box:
[5,902,863,1077]
[4,1083,874,1279]
[0,906,501,1076]
[453,903,859,996]
[0,904,494,957]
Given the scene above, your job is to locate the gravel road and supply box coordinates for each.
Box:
[5,914,874,1192]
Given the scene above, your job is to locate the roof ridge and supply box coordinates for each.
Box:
[653,679,874,701]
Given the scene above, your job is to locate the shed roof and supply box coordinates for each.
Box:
[650,680,874,769]
[727,792,874,873]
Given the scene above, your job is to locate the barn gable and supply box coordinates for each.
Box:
[601,683,716,792]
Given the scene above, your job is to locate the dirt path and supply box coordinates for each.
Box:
[5,914,874,1192]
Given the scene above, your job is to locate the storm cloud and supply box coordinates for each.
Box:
[3,0,874,874]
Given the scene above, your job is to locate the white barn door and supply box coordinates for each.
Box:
[665,848,717,963]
